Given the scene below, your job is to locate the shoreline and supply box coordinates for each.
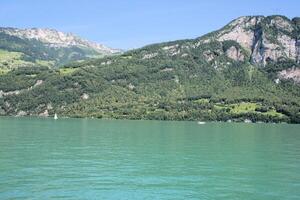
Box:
[0,114,296,125]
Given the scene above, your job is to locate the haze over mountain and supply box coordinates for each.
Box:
[0,15,299,123]
[0,27,120,69]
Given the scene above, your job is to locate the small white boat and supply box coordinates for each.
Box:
[197,121,206,125]
[244,119,252,123]
[54,113,58,120]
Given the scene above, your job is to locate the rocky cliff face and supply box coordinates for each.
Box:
[0,27,120,54]
[129,15,300,83]
[155,15,299,70]
[215,16,300,65]
[225,46,245,61]
[296,39,300,63]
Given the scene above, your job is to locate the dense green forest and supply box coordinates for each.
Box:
[0,15,299,123]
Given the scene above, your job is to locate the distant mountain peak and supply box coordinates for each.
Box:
[0,27,121,54]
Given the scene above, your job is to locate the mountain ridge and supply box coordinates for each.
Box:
[132,15,300,82]
[0,27,121,69]
[0,27,120,54]
[0,15,299,123]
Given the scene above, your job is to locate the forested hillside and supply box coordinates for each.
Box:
[0,15,299,123]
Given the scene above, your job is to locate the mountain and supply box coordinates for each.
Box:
[211,16,299,65]
[0,15,300,123]
[0,27,121,70]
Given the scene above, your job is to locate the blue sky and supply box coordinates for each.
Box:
[0,0,299,49]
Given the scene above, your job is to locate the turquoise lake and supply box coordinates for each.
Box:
[0,117,299,199]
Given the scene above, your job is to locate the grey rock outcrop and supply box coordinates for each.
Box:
[296,39,300,63]
[215,16,300,65]
[279,67,300,83]
[0,27,121,54]
[225,46,245,61]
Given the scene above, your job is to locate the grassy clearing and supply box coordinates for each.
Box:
[214,102,259,113]
[0,49,22,60]
[230,102,259,114]
[194,98,210,103]
[121,55,133,59]
[0,68,10,75]
[263,109,284,117]
[59,68,77,75]
[214,102,285,118]
[0,50,35,69]
[35,60,55,67]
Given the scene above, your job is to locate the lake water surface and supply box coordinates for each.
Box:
[0,117,299,199]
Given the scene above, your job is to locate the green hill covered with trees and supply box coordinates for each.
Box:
[0,15,299,123]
